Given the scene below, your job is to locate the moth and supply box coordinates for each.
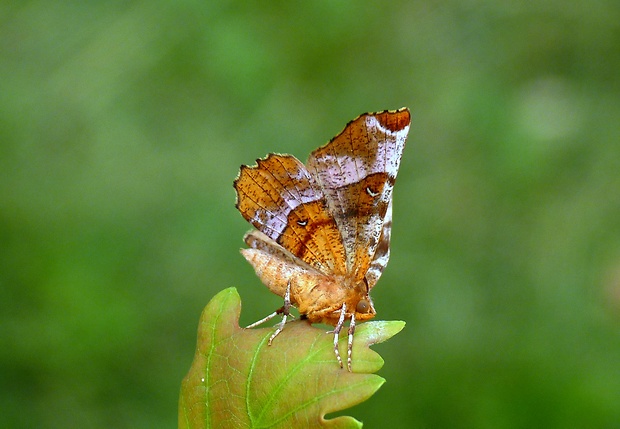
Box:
[234,108,410,371]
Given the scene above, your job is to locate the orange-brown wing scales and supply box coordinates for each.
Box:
[234,154,346,274]
[280,201,347,274]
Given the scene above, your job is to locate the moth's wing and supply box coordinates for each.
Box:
[243,230,318,272]
[234,154,347,275]
[365,200,392,289]
[241,230,321,298]
[306,108,410,284]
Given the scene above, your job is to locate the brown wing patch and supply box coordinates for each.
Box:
[280,200,346,274]
[373,108,411,132]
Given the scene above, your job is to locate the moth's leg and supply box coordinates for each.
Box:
[245,280,294,336]
[246,311,279,329]
[268,279,293,345]
[347,312,356,372]
[330,303,347,369]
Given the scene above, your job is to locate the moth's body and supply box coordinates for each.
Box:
[234,108,410,370]
[241,231,376,326]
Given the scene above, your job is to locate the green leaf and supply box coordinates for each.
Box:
[179,287,405,429]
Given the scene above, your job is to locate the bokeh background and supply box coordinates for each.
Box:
[2,1,619,428]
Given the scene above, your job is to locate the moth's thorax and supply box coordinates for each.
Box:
[292,274,376,326]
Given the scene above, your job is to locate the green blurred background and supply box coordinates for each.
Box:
[2,1,619,428]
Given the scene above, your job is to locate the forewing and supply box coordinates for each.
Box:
[306,108,410,283]
[234,154,347,275]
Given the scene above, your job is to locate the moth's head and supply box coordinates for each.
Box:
[346,277,375,320]
[354,295,376,321]
[356,298,371,314]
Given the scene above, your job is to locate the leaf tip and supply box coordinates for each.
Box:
[360,320,405,346]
